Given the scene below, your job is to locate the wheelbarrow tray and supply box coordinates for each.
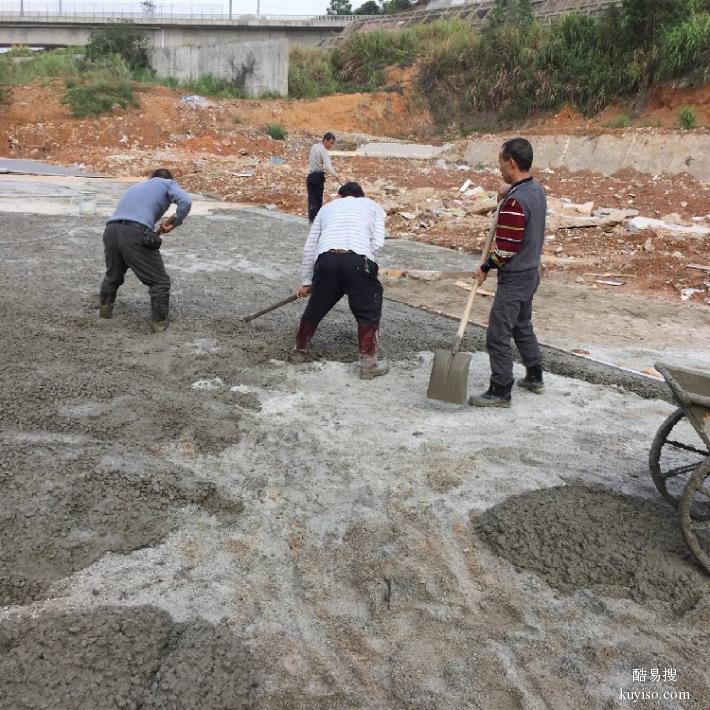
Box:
[655,362,710,448]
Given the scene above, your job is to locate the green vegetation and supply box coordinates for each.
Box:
[290,0,710,131]
[154,73,247,98]
[85,21,150,71]
[678,105,697,129]
[288,46,338,99]
[62,80,138,117]
[0,48,82,86]
[605,113,632,129]
[265,123,288,140]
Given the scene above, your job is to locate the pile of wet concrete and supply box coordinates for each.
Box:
[0,606,258,709]
[473,483,707,615]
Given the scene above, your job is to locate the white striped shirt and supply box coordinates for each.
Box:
[300,196,387,285]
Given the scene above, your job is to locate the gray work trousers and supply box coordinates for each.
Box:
[100,221,170,316]
[486,268,542,391]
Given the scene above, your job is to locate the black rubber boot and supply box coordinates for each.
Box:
[468,381,512,408]
[99,294,115,319]
[150,301,169,333]
[518,364,545,394]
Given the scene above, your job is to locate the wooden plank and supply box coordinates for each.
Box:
[454,280,495,297]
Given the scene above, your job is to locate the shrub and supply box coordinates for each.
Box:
[85,22,150,71]
[62,81,138,117]
[265,123,287,140]
[658,12,710,82]
[678,105,697,129]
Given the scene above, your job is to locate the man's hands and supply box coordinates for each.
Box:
[296,285,312,298]
[158,215,177,234]
[474,266,488,286]
[497,183,510,203]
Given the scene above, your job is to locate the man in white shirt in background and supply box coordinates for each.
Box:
[290,181,389,380]
[306,131,340,223]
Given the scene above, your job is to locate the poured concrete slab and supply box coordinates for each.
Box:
[463,132,710,182]
[0,158,103,178]
[356,142,454,160]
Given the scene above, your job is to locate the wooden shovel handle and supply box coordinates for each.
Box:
[453,205,501,345]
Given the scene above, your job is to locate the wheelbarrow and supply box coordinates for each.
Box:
[650,362,710,573]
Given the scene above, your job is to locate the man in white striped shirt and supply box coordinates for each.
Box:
[290,182,389,379]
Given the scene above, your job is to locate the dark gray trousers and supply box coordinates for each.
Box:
[100,221,170,316]
[487,268,542,391]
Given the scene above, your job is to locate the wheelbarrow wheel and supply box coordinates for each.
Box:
[649,407,710,515]
[680,458,710,574]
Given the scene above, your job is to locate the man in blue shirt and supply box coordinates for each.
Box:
[99,168,192,332]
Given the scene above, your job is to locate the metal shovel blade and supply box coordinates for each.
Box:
[427,349,472,404]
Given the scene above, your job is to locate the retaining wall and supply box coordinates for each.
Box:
[150,39,288,97]
[462,132,710,182]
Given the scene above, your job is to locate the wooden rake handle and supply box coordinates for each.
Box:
[453,205,501,348]
[242,294,298,322]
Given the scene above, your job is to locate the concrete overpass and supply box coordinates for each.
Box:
[0,11,371,49]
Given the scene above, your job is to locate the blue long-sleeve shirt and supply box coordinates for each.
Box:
[108,177,192,230]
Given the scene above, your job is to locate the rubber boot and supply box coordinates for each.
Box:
[99,293,115,319]
[358,323,389,380]
[468,380,512,408]
[518,364,545,394]
[150,301,169,334]
[289,320,317,363]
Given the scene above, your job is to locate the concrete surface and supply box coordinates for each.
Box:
[150,39,288,98]
[0,14,345,50]
[0,172,706,384]
[462,132,710,182]
[0,158,101,176]
[0,203,708,708]
[357,142,455,160]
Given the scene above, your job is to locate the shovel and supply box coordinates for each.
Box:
[242,294,298,323]
[426,210,499,404]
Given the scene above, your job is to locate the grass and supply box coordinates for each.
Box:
[678,105,697,129]
[605,113,632,128]
[265,123,287,140]
[153,73,247,98]
[288,45,338,99]
[62,81,138,117]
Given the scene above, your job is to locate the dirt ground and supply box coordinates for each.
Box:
[0,203,709,708]
[1,82,709,302]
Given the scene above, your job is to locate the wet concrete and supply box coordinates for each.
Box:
[474,484,708,615]
[0,606,258,709]
[1,208,708,708]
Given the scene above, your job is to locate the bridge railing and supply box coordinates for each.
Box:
[0,10,378,23]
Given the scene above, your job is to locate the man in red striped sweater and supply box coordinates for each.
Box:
[469,137,547,407]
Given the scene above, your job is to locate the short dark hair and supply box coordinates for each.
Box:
[150,168,173,180]
[500,138,533,171]
[323,132,335,142]
[338,181,365,198]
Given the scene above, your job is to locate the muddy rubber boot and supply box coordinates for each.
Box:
[518,364,545,394]
[358,323,389,380]
[289,320,317,363]
[150,302,169,334]
[99,294,115,319]
[468,382,512,408]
